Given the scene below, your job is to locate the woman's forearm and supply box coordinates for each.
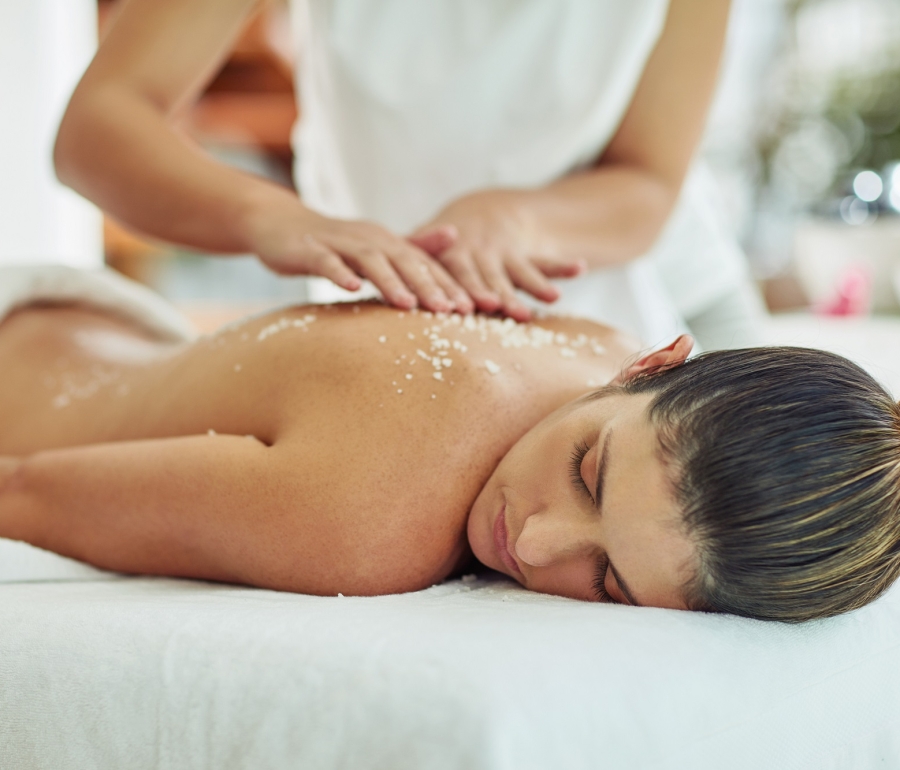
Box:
[0,457,28,543]
[522,166,677,269]
[54,84,292,255]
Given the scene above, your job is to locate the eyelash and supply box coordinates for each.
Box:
[568,439,592,500]
[593,554,613,603]
[568,440,616,604]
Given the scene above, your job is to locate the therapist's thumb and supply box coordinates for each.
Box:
[408,225,458,256]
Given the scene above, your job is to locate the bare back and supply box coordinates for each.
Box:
[0,301,639,593]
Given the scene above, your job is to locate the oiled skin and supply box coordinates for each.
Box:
[0,301,639,595]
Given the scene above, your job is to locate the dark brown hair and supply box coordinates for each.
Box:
[624,347,900,622]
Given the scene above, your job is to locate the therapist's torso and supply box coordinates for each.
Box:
[289,0,746,345]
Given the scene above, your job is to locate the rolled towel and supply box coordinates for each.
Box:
[0,264,196,342]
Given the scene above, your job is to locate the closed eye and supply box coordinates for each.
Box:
[568,439,592,501]
[593,553,617,603]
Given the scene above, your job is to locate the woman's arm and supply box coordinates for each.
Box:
[54,0,468,313]
[411,0,732,319]
[0,434,419,595]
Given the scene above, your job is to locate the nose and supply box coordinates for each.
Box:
[514,509,597,568]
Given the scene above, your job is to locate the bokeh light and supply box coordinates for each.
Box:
[852,170,884,202]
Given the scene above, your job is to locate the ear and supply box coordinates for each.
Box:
[611,335,694,385]
[408,225,458,256]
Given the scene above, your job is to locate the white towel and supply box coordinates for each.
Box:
[0,264,196,342]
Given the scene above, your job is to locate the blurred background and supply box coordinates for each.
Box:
[4,0,900,333]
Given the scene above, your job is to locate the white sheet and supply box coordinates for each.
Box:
[2,313,900,769]
[1,556,899,770]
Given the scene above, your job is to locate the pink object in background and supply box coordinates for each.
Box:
[816,265,872,316]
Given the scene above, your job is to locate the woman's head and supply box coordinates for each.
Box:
[467,339,900,622]
[625,345,900,622]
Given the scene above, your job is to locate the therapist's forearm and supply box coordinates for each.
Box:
[54,86,291,254]
[522,165,677,268]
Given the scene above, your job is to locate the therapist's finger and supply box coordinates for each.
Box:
[479,255,532,322]
[408,225,458,256]
[506,258,560,303]
[438,247,501,312]
[385,245,456,313]
[427,260,476,314]
[531,256,587,279]
[299,236,363,291]
[344,248,418,309]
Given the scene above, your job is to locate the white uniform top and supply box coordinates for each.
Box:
[289,0,748,346]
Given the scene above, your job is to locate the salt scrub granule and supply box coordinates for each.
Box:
[397,389,403,394]
[50,364,124,407]
[461,574,478,585]
[257,314,317,341]
[431,394,436,399]
[338,592,344,597]
[208,429,217,436]
[378,336,387,343]
[392,310,608,392]
[405,373,413,380]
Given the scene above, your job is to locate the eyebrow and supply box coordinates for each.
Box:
[593,430,612,512]
[593,429,644,608]
[608,561,643,607]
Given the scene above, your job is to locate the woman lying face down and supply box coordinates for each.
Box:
[474,346,900,622]
[0,298,897,622]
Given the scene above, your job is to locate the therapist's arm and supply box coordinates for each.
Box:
[411,0,731,320]
[54,0,469,313]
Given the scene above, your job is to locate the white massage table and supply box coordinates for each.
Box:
[2,310,900,769]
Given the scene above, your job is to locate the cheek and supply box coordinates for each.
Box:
[528,559,599,601]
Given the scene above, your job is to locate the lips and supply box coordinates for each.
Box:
[493,504,522,574]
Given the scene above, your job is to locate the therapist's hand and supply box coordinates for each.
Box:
[245,189,474,313]
[410,190,586,322]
